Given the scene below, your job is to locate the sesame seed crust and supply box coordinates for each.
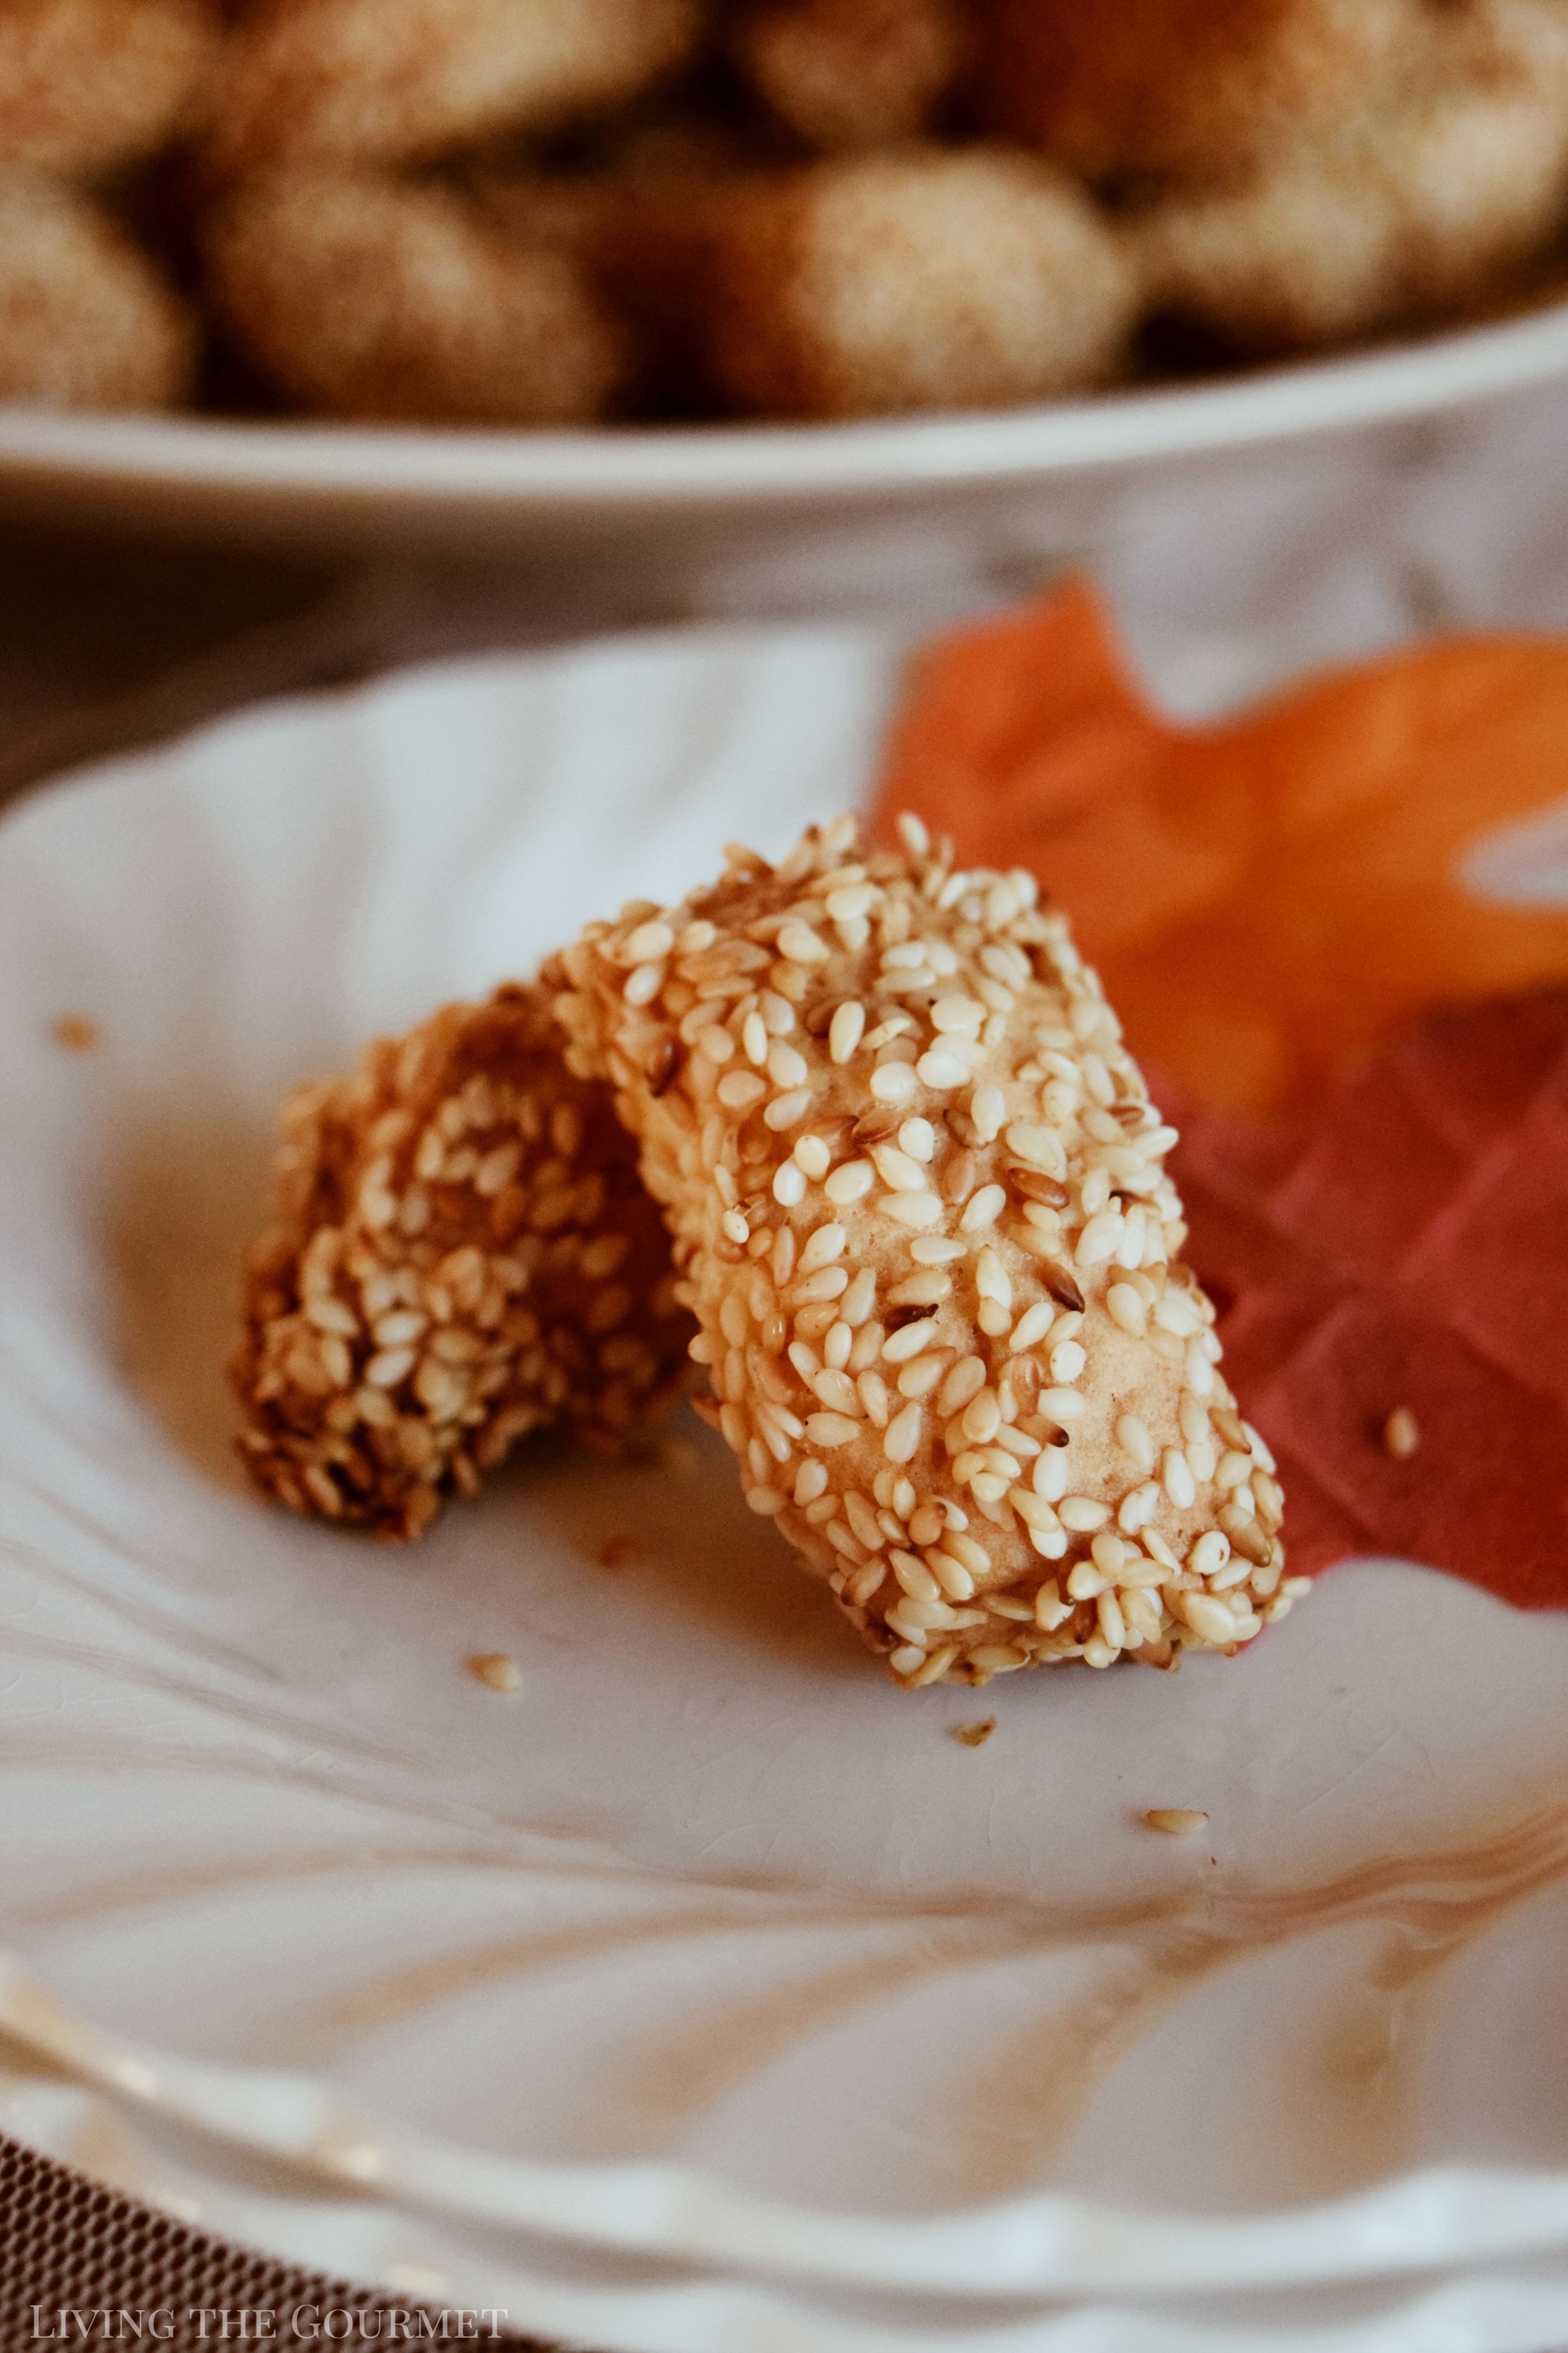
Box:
[550,814,1293,1689]
[231,982,692,1538]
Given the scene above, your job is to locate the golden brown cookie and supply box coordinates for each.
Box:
[233,985,692,1539]
[732,0,966,153]
[968,0,1414,186]
[0,174,195,410]
[598,146,1139,419]
[551,816,1293,1689]
[204,0,700,178]
[1137,0,1568,352]
[0,0,217,175]
[203,171,628,424]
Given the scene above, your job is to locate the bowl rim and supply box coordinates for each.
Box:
[4,295,1568,514]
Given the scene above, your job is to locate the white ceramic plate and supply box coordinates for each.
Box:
[1,627,1567,2349]
[4,298,1568,550]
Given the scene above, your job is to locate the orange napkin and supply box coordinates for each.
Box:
[876,579,1568,1117]
[873,583,1568,1608]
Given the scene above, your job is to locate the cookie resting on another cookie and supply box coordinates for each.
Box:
[550,815,1293,1689]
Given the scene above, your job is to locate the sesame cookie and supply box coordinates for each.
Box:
[203,172,628,426]
[0,174,195,412]
[204,0,699,178]
[596,147,1138,421]
[0,0,217,175]
[232,984,692,1538]
[551,816,1291,1689]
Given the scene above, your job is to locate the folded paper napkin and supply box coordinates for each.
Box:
[875,584,1568,1608]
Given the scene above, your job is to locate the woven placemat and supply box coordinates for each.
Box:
[0,2135,552,2349]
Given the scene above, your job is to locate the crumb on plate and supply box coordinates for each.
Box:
[51,1014,99,1051]
[466,1651,522,1692]
[1142,1807,1207,1835]
[952,1717,996,1747]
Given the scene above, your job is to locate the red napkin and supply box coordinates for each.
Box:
[1166,988,1568,1603]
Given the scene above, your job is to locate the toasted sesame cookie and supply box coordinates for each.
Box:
[1137,0,1568,354]
[968,0,1415,186]
[0,0,218,175]
[550,817,1292,1690]
[732,0,966,154]
[0,174,195,411]
[597,146,1139,421]
[203,0,699,178]
[203,172,628,425]
[233,985,692,1539]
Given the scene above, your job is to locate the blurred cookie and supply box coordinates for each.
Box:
[204,170,628,422]
[968,0,1417,186]
[599,146,1139,418]
[205,0,700,177]
[732,0,965,152]
[0,0,218,175]
[0,173,195,409]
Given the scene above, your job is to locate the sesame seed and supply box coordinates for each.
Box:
[962,1389,1002,1445]
[890,1548,940,1600]
[1180,1592,1238,1645]
[1076,1209,1125,1265]
[1059,1495,1110,1531]
[798,1222,846,1274]
[717,1069,766,1111]
[763,1088,814,1131]
[1161,1447,1196,1509]
[1107,1283,1146,1335]
[1005,1122,1065,1175]
[825,1158,875,1205]
[872,1143,929,1192]
[1037,1386,1087,1421]
[773,1161,808,1207]
[1007,1300,1055,1354]
[969,1083,1005,1144]
[1384,1406,1420,1459]
[778,921,829,964]
[960,1184,1006,1232]
[974,1248,1012,1309]
[1143,1809,1207,1836]
[793,1134,832,1178]
[806,1412,859,1448]
[883,1191,943,1228]
[623,961,666,1006]
[1049,1339,1086,1382]
[625,919,675,964]
[1190,1529,1231,1578]
[870,1062,919,1105]
[883,1317,938,1364]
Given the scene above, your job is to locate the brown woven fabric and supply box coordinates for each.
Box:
[0,2135,555,2348]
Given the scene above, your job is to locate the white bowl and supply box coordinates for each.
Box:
[4,296,1568,556]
